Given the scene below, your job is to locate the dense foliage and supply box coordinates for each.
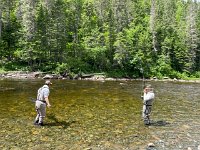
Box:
[0,0,200,79]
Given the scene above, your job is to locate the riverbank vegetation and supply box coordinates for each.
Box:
[0,0,200,79]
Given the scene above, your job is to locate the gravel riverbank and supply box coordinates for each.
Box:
[0,71,200,83]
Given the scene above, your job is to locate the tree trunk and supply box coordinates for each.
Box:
[150,0,157,52]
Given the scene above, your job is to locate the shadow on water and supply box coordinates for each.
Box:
[150,120,170,126]
[46,113,76,128]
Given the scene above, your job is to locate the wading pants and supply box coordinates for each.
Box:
[142,101,153,124]
[35,100,46,124]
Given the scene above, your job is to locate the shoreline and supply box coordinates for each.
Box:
[0,71,200,83]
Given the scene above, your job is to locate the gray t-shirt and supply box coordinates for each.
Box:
[37,85,50,101]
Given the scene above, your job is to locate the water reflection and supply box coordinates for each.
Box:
[0,79,200,149]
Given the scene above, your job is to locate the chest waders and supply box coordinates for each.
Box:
[143,103,152,125]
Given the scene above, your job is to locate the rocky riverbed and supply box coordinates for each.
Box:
[1,79,200,150]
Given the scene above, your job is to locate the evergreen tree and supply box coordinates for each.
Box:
[66,0,83,59]
[35,4,49,69]
[0,0,21,69]
[195,1,200,71]
[81,0,107,71]
[185,0,199,72]
[19,0,37,70]
[48,0,67,63]
[0,8,2,39]
[0,0,199,78]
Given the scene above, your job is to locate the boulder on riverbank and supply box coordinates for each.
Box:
[0,71,43,79]
[0,71,200,83]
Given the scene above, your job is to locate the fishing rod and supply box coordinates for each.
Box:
[140,67,145,88]
[139,59,146,97]
[119,59,146,92]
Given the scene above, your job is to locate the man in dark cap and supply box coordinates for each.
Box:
[34,80,52,126]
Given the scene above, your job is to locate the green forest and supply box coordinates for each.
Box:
[0,0,200,79]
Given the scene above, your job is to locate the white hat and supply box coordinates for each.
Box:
[45,80,52,85]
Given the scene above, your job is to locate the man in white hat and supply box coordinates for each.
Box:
[142,84,155,125]
[34,80,52,126]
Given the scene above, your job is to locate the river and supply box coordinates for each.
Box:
[0,79,200,150]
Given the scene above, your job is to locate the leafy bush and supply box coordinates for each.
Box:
[150,55,172,78]
[0,68,6,73]
[193,71,200,78]
[106,70,127,78]
[54,63,70,75]
[66,57,91,73]
[168,71,189,79]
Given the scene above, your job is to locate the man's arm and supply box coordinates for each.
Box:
[43,88,51,107]
[45,97,51,107]
[144,92,155,102]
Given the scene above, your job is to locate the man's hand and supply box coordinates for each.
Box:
[45,97,51,108]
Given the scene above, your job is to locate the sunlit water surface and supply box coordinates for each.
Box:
[0,79,200,150]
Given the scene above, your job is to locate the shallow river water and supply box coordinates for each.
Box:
[0,79,200,150]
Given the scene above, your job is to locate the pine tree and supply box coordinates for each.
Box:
[0,9,2,39]
[0,0,21,65]
[48,0,67,63]
[19,0,37,70]
[66,0,83,59]
[195,1,200,71]
[35,4,49,69]
[185,0,199,72]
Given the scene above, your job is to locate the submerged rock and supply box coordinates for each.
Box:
[148,143,155,147]
[198,145,200,150]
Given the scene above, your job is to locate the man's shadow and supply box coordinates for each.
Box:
[150,120,170,126]
[45,114,76,129]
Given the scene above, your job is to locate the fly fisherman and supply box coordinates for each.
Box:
[142,84,155,125]
[34,80,52,126]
